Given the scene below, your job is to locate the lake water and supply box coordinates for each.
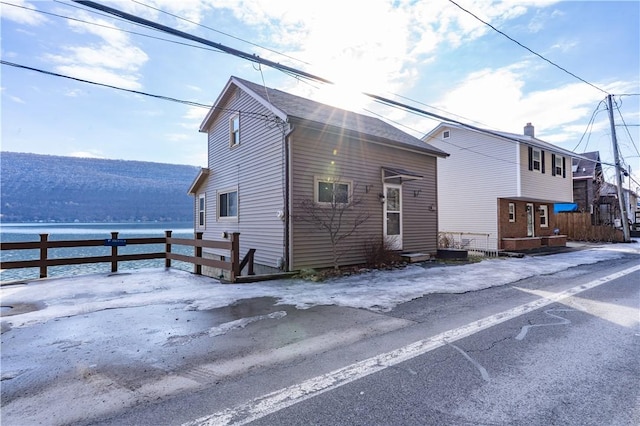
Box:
[0,222,195,283]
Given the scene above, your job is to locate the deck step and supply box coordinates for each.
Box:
[401,253,432,263]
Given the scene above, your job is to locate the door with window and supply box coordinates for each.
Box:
[526,203,534,237]
[384,184,402,250]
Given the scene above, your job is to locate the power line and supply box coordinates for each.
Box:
[1,1,228,55]
[0,60,277,123]
[572,99,606,152]
[71,0,332,84]
[131,0,310,66]
[447,0,609,95]
[613,98,640,158]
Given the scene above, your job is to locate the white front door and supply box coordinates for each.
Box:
[384,184,402,250]
[526,203,535,237]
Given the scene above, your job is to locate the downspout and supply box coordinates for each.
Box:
[283,123,295,271]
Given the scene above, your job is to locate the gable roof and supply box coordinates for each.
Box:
[423,122,580,159]
[200,76,448,158]
[572,151,601,179]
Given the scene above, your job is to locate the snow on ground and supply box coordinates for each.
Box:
[2,242,639,330]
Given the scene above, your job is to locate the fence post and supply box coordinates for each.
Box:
[194,232,203,275]
[230,232,240,283]
[165,230,172,268]
[110,232,119,273]
[39,234,48,278]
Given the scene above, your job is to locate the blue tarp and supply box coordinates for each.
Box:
[554,203,578,213]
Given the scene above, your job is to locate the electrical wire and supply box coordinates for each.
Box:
[447,0,609,95]
[0,1,228,55]
[131,0,310,66]
[0,60,278,123]
[572,99,606,152]
[613,98,640,158]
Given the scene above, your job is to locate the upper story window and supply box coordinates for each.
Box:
[532,148,541,171]
[218,188,238,220]
[198,194,206,227]
[229,115,240,147]
[539,205,548,227]
[508,202,515,222]
[443,130,450,139]
[552,154,566,178]
[528,146,545,173]
[315,177,351,205]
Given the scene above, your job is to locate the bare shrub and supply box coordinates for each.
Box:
[363,237,402,268]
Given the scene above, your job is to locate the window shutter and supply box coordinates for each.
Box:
[541,150,546,174]
[528,146,533,171]
[551,154,556,176]
[562,157,566,178]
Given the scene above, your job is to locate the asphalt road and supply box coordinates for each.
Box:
[85,253,640,426]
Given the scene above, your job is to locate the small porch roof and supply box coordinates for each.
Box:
[382,166,424,182]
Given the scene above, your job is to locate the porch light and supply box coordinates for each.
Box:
[378,193,385,203]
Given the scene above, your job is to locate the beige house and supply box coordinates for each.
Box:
[189,76,448,274]
[423,122,576,251]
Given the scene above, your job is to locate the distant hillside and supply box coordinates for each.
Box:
[0,152,201,223]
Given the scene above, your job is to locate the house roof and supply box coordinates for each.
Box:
[423,122,581,159]
[572,151,601,179]
[187,168,210,195]
[200,76,449,158]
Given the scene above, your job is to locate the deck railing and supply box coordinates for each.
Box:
[438,231,499,257]
[0,231,254,284]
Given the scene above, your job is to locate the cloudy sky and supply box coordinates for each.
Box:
[1,0,638,186]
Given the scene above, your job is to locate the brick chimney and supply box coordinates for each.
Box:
[524,122,534,137]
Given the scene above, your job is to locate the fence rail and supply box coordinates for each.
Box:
[0,230,254,284]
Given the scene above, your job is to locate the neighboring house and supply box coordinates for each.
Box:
[189,76,448,275]
[572,151,604,218]
[423,122,576,251]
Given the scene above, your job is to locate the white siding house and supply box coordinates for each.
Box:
[423,122,575,251]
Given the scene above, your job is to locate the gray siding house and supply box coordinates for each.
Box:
[189,76,448,275]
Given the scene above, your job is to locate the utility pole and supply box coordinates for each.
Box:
[607,94,631,242]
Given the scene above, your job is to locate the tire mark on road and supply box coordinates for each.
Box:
[445,341,490,381]
[515,309,574,340]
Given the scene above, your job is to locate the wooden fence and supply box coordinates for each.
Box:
[556,212,624,242]
[0,231,255,284]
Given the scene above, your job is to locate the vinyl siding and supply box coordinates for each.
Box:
[519,144,573,202]
[427,127,518,241]
[202,87,286,270]
[290,125,438,270]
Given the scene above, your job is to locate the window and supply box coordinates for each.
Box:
[508,203,515,222]
[532,148,541,171]
[229,115,240,147]
[539,205,548,228]
[198,194,206,227]
[443,130,450,139]
[218,189,238,219]
[315,178,351,205]
[552,154,565,177]
[528,147,546,173]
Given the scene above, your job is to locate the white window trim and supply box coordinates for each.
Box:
[229,114,240,147]
[554,155,563,176]
[532,148,541,171]
[217,187,238,222]
[198,194,206,228]
[314,177,353,206]
[508,202,515,222]
[539,205,548,228]
[442,130,450,139]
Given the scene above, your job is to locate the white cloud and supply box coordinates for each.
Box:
[0,0,48,25]
[8,95,25,104]
[434,62,607,140]
[44,10,148,91]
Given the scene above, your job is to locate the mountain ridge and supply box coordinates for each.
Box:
[0,152,201,223]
